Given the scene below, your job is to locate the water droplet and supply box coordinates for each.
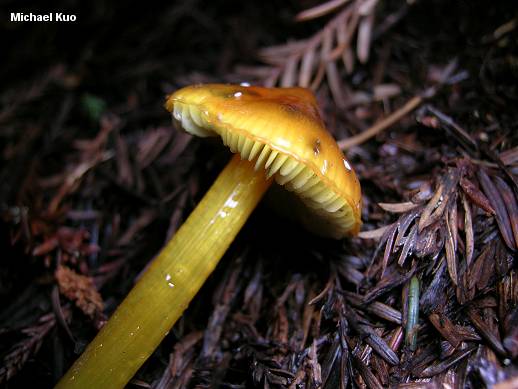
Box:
[233,92,243,98]
[224,196,239,209]
[165,273,175,287]
[321,160,328,175]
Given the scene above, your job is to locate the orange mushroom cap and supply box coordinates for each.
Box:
[165,84,362,238]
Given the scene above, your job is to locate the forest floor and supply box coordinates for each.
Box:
[1,0,518,388]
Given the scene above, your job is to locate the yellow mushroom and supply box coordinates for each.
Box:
[56,84,361,389]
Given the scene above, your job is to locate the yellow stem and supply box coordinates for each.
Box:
[56,154,272,389]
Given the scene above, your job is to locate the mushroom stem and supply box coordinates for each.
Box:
[56,154,272,389]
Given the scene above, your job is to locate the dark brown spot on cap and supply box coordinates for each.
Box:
[313,139,321,156]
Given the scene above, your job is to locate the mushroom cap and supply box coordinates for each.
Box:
[165,84,361,238]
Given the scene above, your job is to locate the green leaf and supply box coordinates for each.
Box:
[81,93,106,121]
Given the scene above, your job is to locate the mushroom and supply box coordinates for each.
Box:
[56,84,362,388]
